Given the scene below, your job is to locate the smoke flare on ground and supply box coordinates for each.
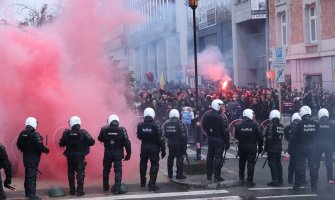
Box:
[0,0,139,182]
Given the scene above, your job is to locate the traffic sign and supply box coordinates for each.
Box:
[272,47,286,68]
[274,67,285,83]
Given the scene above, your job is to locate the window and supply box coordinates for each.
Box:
[281,13,287,46]
[309,6,317,43]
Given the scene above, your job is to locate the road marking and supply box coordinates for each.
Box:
[179,196,243,200]
[67,189,229,200]
[256,194,317,199]
[249,187,305,190]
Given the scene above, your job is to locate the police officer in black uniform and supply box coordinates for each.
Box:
[137,107,166,191]
[59,116,95,196]
[316,108,335,183]
[235,109,263,187]
[284,112,303,184]
[17,117,49,200]
[293,106,319,191]
[202,99,230,182]
[265,110,284,186]
[163,109,187,179]
[98,114,131,194]
[0,144,12,200]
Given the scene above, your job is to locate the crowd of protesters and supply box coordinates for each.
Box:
[132,80,335,130]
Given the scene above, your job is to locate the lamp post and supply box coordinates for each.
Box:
[189,0,201,160]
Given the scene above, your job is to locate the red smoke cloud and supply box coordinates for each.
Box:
[0,0,139,182]
[198,45,232,82]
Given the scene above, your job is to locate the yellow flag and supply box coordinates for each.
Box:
[159,73,166,90]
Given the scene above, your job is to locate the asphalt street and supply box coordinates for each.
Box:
[4,143,335,200]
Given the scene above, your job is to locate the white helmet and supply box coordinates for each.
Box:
[269,110,281,120]
[108,114,120,125]
[318,108,329,119]
[211,99,224,111]
[144,107,155,119]
[242,109,254,120]
[291,112,301,122]
[69,116,81,128]
[169,109,180,119]
[299,106,312,117]
[25,117,38,130]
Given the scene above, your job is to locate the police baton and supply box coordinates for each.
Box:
[262,157,268,169]
[4,184,16,191]
[222,149,227,163]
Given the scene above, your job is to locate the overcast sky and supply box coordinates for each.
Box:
[0,0,60,21]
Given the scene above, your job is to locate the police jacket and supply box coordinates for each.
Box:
[265,118,284,153]
[284,119,300,154]
[163,117,187,151]
[59,126,95,157]
[137,116,166,153]
[235,117,263,153]
[98,124,131,159]
[202,109,229,144]
[293,115,319,147]
[316,116,335,146]
[0,144,12,180]
[17,125,49,156]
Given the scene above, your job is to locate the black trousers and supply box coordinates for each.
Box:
[0,174,5,199]
[207,138,224,179]
[140,144,160,187]
[268,152,283,182]
[103,151,122,190]
[316,143,333,181]
[167,146,184,177]
[23,154,40,198]
[67,156,85,193]
[239,151,256,182]
[294,146,317,187]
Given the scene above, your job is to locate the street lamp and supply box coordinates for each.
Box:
[189,0,201,160]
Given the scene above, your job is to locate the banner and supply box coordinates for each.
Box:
[159,73,166,89]
[251,0,267,19]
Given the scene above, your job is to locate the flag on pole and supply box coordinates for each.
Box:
[159,73,166,90]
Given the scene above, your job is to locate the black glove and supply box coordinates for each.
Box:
[124,154,131,161]
[161,151,166,159]
[224,143,230,151]
[4,178,11,186]
[258,147,263,154]
[44,147,50,154]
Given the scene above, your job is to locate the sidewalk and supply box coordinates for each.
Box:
[159,149,243,189]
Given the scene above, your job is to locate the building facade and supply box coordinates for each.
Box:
[197,0,233,74]
[124,0,189,83]
[269,0,335,92]
[232,0,268,87]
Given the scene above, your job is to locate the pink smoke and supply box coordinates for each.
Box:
[198,45,232,82]
[0,0,140,182]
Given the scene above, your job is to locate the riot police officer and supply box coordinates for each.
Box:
[284,112,302,184]
[0,144,12,200]
[59,116,95,196]
[202,99,230,182]
[17,117,49,200]
[265,110,284,186]
[163,109,187,179]
[137,108,166,191]
[235,109,263,187]
[293,106,318,191]
[316,108,335,184]
[98,114,131,194]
